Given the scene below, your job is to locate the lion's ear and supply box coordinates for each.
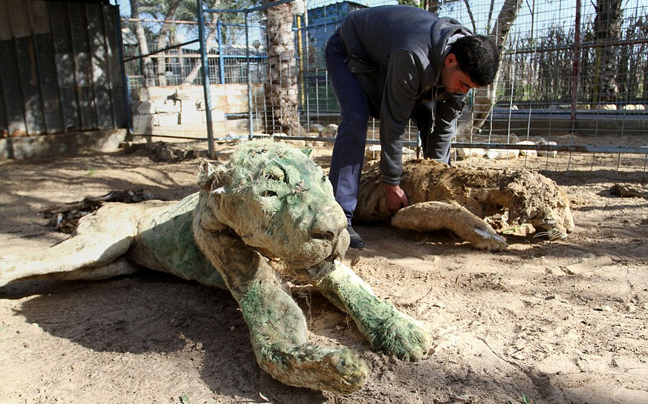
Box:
[199,159,230,189]
[198,160,215,188]
[198,160,228,191]
[301,147,314,159]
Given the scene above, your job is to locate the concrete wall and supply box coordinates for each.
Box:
[129,84,265,139]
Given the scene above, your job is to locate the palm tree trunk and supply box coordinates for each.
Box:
[593,0,623,104]
[263,1,301,135]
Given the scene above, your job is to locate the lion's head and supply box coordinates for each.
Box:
[505,169,575,240]
[198,140,349,276]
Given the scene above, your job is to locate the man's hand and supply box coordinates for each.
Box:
[385,184,409,212]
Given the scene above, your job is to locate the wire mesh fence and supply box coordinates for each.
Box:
[120,0,648,175]
[122,11,268,139]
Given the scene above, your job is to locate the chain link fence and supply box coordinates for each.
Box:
[121,12,267,141]
[120,0,647,175]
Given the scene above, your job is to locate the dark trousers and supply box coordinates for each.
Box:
[325,33,370,224]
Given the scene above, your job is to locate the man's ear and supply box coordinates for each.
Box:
[445,53,458,68]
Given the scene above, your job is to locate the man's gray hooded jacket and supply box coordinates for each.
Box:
[336,5,471,184]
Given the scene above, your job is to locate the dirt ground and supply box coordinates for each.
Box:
[1,138,647,404]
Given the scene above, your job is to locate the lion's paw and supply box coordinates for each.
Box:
[368,311,433,362]
[472,227,508,251]
[257,343,369,394]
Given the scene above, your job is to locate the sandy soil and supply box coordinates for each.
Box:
[1,139,647,404]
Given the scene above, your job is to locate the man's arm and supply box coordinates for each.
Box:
[379,49,421,186]
[426,94,466,162]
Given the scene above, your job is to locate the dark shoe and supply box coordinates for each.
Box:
[346,225,365,249]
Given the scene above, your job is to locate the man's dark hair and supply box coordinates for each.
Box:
[450,35,500,86]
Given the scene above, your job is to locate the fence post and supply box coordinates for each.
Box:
[115,5,132,134]
[571,0,582,131]
[217,20,224,85]
[245,11,254,140]
[197,0,215,158]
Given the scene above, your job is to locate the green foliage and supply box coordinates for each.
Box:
[395,0,458,13]
[134,0,260,22]
[507,393,535,404]
[397,0,421,8]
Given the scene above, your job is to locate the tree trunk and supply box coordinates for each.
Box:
[458,0,523,135]
[130,0,155,87]
[424,1,440,14]
[644,56,648,103]
[184,26,218,85]
[155,0,183,87]
[157,34,168,86]
[593,0,623,104]
[263,2,302,135]
[184,0,220,86]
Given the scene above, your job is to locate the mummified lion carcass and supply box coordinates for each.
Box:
[0,140,431,394]
[355,159,574,251]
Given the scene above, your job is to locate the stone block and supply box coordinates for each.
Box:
[132,114,157,133]
[457,147,486,158]
[516,140,538,157]
[157,112,179,127]
[135,101,156,114]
